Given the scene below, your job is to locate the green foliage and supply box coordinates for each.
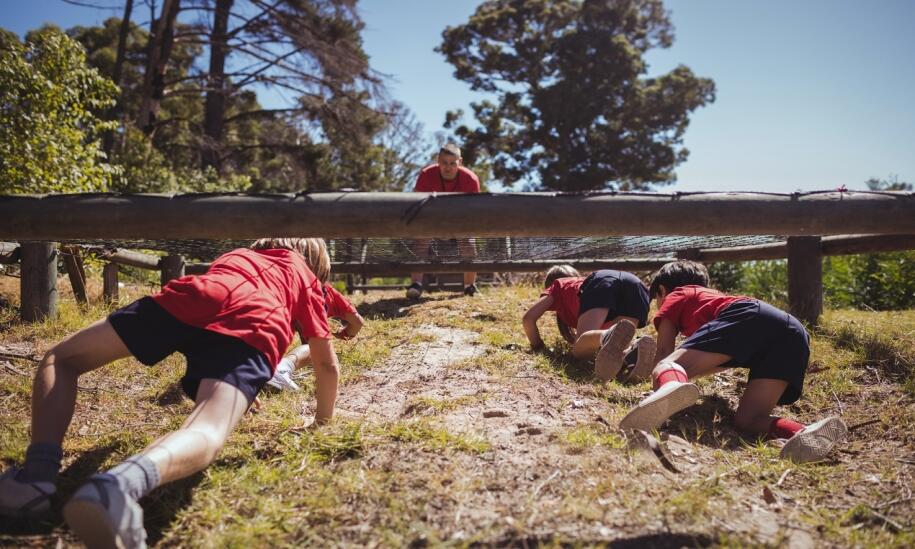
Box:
[0,27,119,193]
[439,0,715,190]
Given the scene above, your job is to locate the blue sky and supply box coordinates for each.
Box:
[4,0,914,192]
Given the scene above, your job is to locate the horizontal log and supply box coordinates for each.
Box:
[0,241,19,264]
[331,258,671,276]
[0,191,912,239]
[696,234,915,262]
[104,249,161,270]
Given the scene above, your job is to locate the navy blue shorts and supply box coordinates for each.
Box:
[680,300,809,405]
[107,297,272,405]
[578,270,650,328]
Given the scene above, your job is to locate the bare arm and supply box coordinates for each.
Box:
[653,318,679,367]
[336,311,364,340]
[307,337,339,424]
[522,295,554,350]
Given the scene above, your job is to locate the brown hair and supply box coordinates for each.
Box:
[251,238,331,283]
[543,264,580,288]
[648,260,709,299]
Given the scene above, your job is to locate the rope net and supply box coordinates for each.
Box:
[58,235,785,264]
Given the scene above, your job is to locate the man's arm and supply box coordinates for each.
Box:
[522,295,554,350]
[308,337,339,425]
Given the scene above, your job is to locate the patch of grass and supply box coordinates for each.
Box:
[403,393,486,416]
[378,419,490,454]
[562,425,627,453]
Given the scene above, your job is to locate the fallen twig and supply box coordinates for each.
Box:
[848,419,882,432]
[875,496,913,510]
[776,468,792,487]
[531,469,560,499]
[0,351,39,362]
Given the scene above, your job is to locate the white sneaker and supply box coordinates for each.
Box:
[594,320,636,381]
[780,417,848,463]
[63,475,147,549]
[266,358,300,391]
[0,467,56,517]
[618,336,657,383]
[619,381,700,431]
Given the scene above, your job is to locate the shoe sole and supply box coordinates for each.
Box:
[780,417,848,463]
[619,383,700,431]
[594,321,636,381]
[620,337,657,383]
[64,498,125,549]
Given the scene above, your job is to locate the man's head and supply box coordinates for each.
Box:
[648,260,709,301]
[437,143,462,181]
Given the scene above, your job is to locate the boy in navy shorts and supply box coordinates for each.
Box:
[522,265,655,382]
[267,282,364,391]
[0,238,339,548]
[620,260,847,463]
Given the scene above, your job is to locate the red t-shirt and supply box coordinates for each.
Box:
[653,285,751,337]
[323,284,357,319]
[542,277,584,328]
[414,164,481,193]
[152,248,331,369]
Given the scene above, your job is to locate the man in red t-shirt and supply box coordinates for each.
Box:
[406,143,481,299]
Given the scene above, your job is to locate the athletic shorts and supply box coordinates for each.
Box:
[680,300,809,405]
[578,270,650,328]
[108,297,272,405]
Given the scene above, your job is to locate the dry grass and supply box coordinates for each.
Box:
[0,278,913,547]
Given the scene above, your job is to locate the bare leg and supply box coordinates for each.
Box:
[141,379,251,483]
[458,238,477,287]
[571,311,640,359]
[284,344,311,370]
[409,238,432,287]
[733,378,790,435]
[32,319,132,446]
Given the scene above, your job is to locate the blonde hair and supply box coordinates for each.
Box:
[543,264,580,288]
[251,238,331,283]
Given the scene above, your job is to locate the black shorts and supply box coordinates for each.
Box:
[578,270,650,328]
[108,297,272,405]
[680,300,809,405]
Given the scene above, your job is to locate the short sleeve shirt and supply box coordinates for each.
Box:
[323,284,357,319]
[541,277,584,328]
[653,285,751,337]
[152,248,331,367]
[414,165,481,193]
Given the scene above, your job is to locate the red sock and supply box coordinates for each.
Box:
[768,417,805,439]
[653,367,688,390]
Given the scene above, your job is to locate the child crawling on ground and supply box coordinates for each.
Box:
[0,238,338,548]
[267,282,364,391]
[522,265,655,383]
[620,260,847,463]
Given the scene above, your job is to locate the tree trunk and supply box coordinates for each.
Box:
[201,0,234,171]
[103,0,134,156]
[138,0,181,135]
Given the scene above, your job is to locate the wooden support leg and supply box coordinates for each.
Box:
[103,262,119,303]
[161,254,185,287]
[787,236,823,326]
[20,241,58,321]
[61,245,88,306]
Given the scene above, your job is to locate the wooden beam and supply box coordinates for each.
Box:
[20,242,58,321]
[331,258,670,276]
[788,236,823,326]
[60,245,88,306]
[103,248,162,270]
[0,191,912,239]
[694,234,915,262]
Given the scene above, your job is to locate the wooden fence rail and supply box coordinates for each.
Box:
[1,191,913,239]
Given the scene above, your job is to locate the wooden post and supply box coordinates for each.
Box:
[103,262,119,303]
[787,236,823,326]
[20,241,58,321]
[61,245,88,306]
[160,254,185,286]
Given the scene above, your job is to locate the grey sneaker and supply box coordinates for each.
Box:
[617,336,657,384]
[594,320,636,381]
[619,381,700,431]
[780,416,848,463]
[266,358,300,391]
[0,467,56,517]
[63,475,147,549]
[405,282,423,299]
